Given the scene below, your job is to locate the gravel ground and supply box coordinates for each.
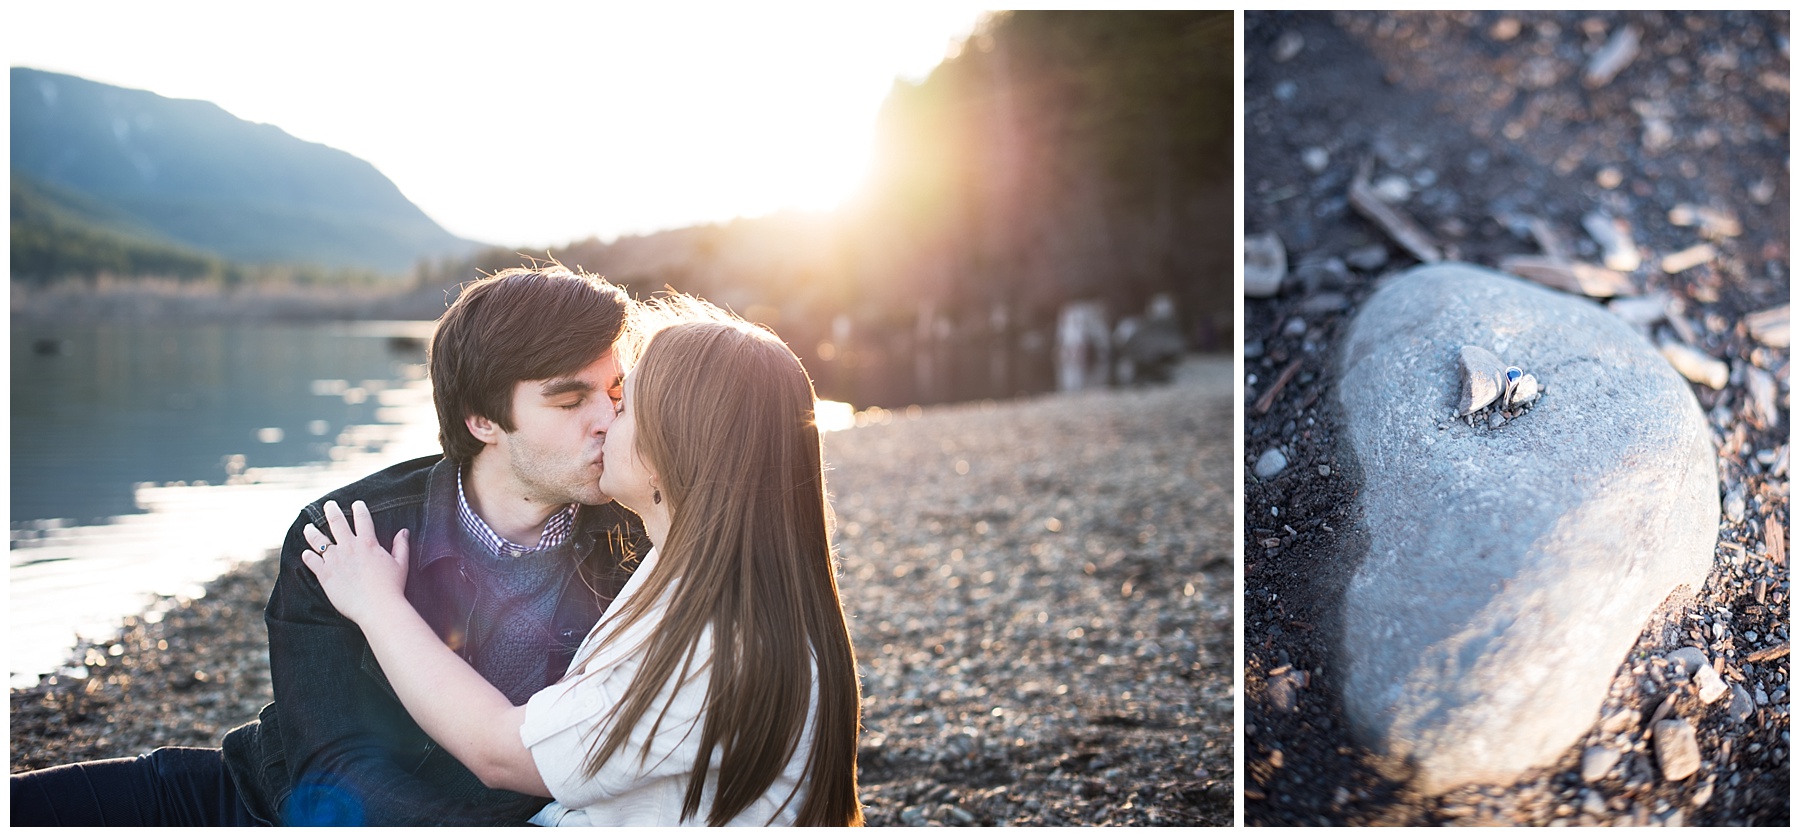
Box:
[1244,11,1788,826]
[835,358,1234,826]
[10,358,1235,826]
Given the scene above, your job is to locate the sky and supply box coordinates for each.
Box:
[7,1,995,247]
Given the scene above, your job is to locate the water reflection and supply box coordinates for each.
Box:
[9,322,440,686]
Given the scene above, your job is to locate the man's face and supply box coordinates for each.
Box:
[486,349,625,506]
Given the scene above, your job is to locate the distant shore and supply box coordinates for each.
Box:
[9,278,448,324]
[9,358,1234,826]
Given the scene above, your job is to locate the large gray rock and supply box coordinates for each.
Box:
[1336,263,1718,793]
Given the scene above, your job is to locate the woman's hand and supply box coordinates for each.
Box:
[300,501,545,796]
[300,500,410,627]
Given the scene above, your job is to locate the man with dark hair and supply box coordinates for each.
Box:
[12,266,646,826]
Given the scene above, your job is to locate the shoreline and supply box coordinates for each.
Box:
[9,552,280,770]
[10,362,1234,825]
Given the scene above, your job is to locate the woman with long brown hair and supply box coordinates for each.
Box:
[301,300,863,825]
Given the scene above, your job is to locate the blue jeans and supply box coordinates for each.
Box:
[10,747,264,827]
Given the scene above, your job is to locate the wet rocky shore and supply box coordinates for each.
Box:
[10,358,1235,826]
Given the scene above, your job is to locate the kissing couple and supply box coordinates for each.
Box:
[13,265,865,826]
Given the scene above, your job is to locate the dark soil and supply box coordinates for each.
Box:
[1244,11,1788,826]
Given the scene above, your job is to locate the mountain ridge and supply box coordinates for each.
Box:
[11,67,482,276]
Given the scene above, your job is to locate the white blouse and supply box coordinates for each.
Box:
[520,547,817,826]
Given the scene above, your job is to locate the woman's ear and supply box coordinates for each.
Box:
[466,414,501,445]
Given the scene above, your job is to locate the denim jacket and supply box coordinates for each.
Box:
[219,455,644,825]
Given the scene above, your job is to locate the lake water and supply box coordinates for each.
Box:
[9,321,443,687]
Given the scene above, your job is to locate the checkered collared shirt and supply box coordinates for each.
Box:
[456,467,578,558]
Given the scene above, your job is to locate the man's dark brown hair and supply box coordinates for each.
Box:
[430,264,631,463]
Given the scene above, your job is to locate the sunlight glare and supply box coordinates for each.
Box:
[815,400,857,433]
[3,2,996,245]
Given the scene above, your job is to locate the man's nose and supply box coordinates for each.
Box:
[591,399,615,435]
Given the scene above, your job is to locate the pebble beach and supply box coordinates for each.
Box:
[9,358,1235,826]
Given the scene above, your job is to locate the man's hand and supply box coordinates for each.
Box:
[300,500,410,627]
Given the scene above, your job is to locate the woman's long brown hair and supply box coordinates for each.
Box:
[572,301,862,826]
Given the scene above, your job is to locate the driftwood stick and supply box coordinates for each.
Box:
[1746,642,1788,664]
[1746,304,1789,348]
[1524,215,1570,263]
[1349,158,1442,263]
[1254,359,1303,415]
[1767,518,1785,568]
[1500,256,1634,298]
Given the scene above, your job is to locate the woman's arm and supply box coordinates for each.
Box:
[302,500,551,797]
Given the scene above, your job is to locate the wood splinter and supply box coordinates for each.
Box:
[1255,359,1303,415]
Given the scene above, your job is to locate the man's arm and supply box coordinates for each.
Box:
[264,505,545,825]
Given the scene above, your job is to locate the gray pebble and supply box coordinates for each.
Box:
[1300,292,1350,314]
[1724,486,1747,523]
[1371,175,1411,203]
[1272,30,1304,63]
[1255,449,1290,480]
[1346,245,1389,271]
[1245,232,1288,298]
[1664,646,1708,678]
[1694,663,1728,704]
[1283,317,1307,337]
[1581,790,1608,816]
[1295,256,1351,292]
[1302,147,1329,173]
[1267,669,1308,713]
[1691,778,1715,808]
[1581,745,1622,782]
[1652,719,1701,781]
[1728,683,1756,723]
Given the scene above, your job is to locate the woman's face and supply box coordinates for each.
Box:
[598,373,654,510]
